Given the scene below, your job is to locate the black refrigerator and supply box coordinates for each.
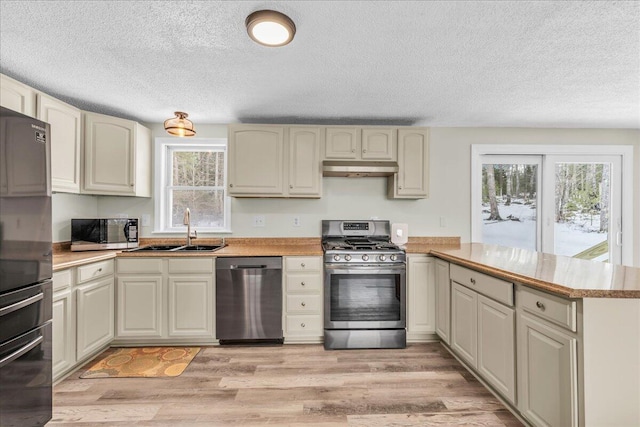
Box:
[0,106,53,426]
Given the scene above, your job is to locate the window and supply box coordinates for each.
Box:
[472,145,633,265]
[155,138,230,233]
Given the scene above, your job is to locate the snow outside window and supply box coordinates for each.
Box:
[154,138,230,233]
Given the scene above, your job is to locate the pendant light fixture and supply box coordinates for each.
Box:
[164,111,196,137]
[246,10,296,47]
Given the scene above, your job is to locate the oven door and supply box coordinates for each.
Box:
[324,264,406,329]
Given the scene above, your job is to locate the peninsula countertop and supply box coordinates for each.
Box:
[431,243,640,298]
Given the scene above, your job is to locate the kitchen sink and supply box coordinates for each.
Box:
[128,244,225,252]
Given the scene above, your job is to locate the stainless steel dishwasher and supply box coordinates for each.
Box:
[216,257,283,344]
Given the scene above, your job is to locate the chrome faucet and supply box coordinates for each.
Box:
[183,208,197,246]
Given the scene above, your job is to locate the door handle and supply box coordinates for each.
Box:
[230,265,267,269]
[0,335,44,368]
[616,231,622,246]
[0,293,43,317]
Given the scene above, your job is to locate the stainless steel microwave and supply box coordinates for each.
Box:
[71,218,139,251]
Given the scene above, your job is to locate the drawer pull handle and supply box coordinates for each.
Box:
[536,301,545,310]
[470,278,476,285]
[301,302,306,307]
[301,263,306,267]
[300,281,305,286]
[97,268,103,272]
[301,323,306,328]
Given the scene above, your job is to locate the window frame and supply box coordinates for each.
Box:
[154,137,231,233]
[471,144,633,266]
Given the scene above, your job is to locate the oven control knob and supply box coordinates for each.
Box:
[390,254,397,261]
[362,254,369,261]
[345,254,352,261]
[333,255,340,261]
[379,255,386,262]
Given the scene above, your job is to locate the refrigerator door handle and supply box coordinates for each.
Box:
[0,293,44,317]
[0,335,44,368]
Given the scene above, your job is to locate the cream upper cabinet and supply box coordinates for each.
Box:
[0,74,36,117]
[228,124,322,198]
[324,127,396,161]
[83,111,151,197]
[228,125,285,196]
[406,255,436,342]
[37,93,82,193]
[288,126,322,197]
[388,128,429,199]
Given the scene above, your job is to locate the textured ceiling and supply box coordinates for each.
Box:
[1,1,639,128]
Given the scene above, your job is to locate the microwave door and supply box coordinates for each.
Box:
[106,220,127,244]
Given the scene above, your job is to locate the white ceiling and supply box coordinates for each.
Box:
[1,1,639,128]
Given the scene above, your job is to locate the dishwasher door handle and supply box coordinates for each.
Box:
[230,265,267,269]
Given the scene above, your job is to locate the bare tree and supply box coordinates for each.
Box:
[600,163,610,232]
[486,165,502,221]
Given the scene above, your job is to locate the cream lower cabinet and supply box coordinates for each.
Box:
[75,259,116,361]
[450,264,516,405]
[52,288,75,380]
[115,257,215,343]
[83,111,151,197]
[406,255,436,341]
[517,286,578,427]
[283,256,323,343]
[434,259,451,345]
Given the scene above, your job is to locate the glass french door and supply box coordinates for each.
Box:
[479,154,622,264]
[542,155,622,263]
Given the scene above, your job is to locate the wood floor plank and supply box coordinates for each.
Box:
[51,343,523,426]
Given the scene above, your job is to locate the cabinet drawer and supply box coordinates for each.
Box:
[285,273,322,292]
[168,258,214,274]
[77,260,114,284]
[518,285,577,332]
[450,264,513,306]
[285,314,322,334]
[117,258,163,274]
[53,269,72,291]
[285,256,321,272]
[286,294,322,314]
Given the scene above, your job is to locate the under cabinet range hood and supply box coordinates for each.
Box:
[322,161,399,177]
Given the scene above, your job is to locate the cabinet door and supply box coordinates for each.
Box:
[390,128,429,198]
[0,74,36,117]
[518,313,578,427]
[76,277,114,360]
[361,128,396,160]
[478,294,516,405]
[434,259,451,345]
[37,94,81,193]
[83,112,136,195]
[168,276,214,337]
[324,127,360,159]
[116,275,163,338]
[288,126,322,197]
[407,256,436,339]
[451,282,477,368]
[52,289,75,380]
[228,125,285,195]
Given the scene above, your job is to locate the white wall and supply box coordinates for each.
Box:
[81,124,640,265]
[51,193,99,242]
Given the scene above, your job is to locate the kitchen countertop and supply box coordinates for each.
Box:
[431,243,640,298]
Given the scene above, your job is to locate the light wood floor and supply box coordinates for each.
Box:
[50,343,523,426]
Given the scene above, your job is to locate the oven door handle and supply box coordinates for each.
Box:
[0,335,44,368]
[0,292,43,317]
[324,264,406,274]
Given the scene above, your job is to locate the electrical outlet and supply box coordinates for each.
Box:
[440,216,446,228]
[293,216,301,227]
[253,215,266,227]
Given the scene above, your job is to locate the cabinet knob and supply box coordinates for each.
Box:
[351,149,355,153]
[399,186,403,190]
[301,263,306,267]
[535,301,545,310]
[301,302,306,307]
[289,184,293,189]
[470,278,476,285]
[362,149,367,153]
[301,323,306,328]
[97,268,102,272]
[300,281,305,286]
[229,183,233,188]
[130,183,134,187]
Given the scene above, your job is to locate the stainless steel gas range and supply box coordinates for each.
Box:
[322,220,406,349]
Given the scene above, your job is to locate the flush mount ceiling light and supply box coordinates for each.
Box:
[246,10,296,47]
[164,111,196,137]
